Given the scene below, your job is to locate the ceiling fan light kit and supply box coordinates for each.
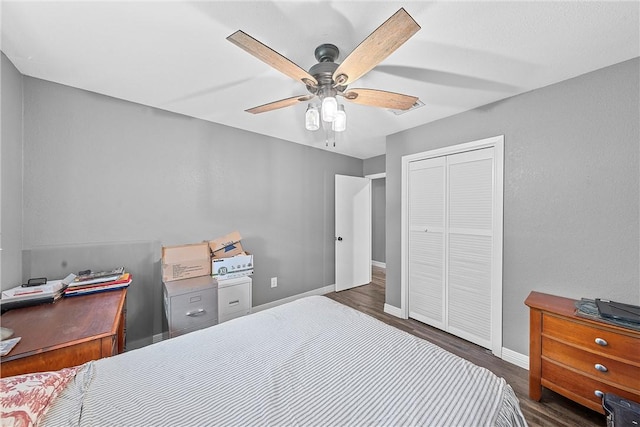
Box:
[333,105,347,132]
[227,7,421,146]
[321,96,338,122]
[305,104,320,131]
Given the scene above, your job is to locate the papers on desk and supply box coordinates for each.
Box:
[72,266,125,286]
[0,337,21,356]
[64,272,132,297]
[0,274,76,311]
[0,268,132,312]
[2,274,75,301]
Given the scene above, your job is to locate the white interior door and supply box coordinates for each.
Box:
[335,175,371,292]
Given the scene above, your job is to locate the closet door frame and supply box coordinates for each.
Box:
[400,135,504,357]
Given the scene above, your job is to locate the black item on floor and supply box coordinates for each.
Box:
[603,393,640,427]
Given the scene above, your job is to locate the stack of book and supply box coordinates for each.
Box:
[1,274,76,311]
[64,267,132,297]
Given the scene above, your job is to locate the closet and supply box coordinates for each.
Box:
[401,136,503,356]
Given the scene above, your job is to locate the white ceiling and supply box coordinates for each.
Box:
[2,1,638,159]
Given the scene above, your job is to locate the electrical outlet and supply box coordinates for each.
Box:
[270,277,277,288]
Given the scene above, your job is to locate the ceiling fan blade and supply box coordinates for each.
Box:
[246,95,314,114]
[227,30,318,87]
[342,88,418,110]
[333,8,420,86]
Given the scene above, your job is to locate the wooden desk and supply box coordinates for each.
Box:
[0,289,126,377]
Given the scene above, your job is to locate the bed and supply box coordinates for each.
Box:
[3,296,527,426]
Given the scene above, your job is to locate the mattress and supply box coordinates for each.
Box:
[42,296,526,426]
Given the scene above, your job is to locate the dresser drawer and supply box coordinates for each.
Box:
[543,314,640,364]
[542,359,640,411]
[218,280,251,320]
[169,287,217,333]
[542,336,640,390]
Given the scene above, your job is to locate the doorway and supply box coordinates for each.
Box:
[366,172,386,269]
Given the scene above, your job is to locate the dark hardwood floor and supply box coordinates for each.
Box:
[325,266,607,427]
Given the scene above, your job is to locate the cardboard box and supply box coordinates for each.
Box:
[162,242,211,282]
[209,231,242,254]
[212,252,253,280]
[212,241,244,259]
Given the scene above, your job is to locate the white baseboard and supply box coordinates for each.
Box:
[384,303,405,318]
[501,347,529,370]
[252,284,336,313]
[371,260,386,268]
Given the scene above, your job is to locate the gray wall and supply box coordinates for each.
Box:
[1,52,24,289]
[364,154,385,176]
[23,241,162,348]
[386,58,640,356]
[19,75,362,347]
[372,178,386,263]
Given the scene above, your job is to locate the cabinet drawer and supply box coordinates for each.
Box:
[543,315,640,364]
[542,336,640,390]
[169,288,217,332]
[218,282,251,318]
[542,359,640,412]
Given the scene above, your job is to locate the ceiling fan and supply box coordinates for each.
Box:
[226,8,421,123]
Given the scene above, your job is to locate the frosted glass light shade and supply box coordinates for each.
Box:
[305,105,320,131]
[321,96,338,122]
[332,105,346,132]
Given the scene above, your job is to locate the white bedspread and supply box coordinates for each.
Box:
[42,296,526,426]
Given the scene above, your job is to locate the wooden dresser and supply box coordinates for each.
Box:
[525,291,640,414]
[0,289,126,377]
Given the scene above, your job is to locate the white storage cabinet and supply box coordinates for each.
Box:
[217,276,252,323]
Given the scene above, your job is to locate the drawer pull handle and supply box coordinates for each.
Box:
[186,308,206,317]
[594,363,608,372]
[594,390,604,399]
[229,300,240,306]
[595,337,608,346]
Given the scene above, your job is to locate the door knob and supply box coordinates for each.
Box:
[336,236,343,241]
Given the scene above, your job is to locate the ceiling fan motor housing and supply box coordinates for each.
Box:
[308,46,346,96]
[314,43,339,62]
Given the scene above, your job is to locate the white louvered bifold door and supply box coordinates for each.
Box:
[446,148,494,349]
[407,146,496,351]
[408,157,446,329]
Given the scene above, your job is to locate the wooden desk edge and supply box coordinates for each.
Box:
[1,289,127,365]
[109,289,127,337]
